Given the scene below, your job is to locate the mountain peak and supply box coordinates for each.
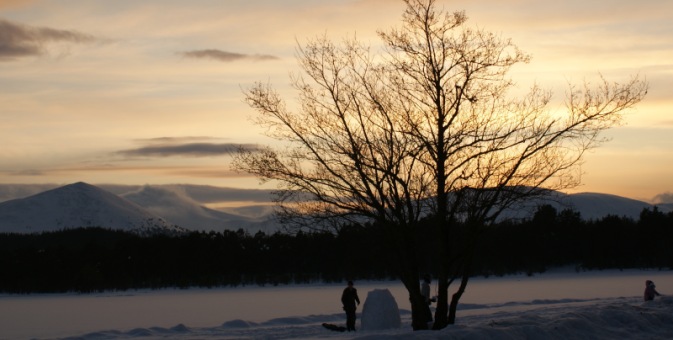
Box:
[67,181,94,188]
[0,182,182,234]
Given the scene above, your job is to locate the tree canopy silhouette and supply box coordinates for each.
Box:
[233,0,647,330]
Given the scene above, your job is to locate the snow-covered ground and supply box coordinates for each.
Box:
[1,268,672,339]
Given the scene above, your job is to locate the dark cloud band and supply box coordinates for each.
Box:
[118,143,261,157]
[0,18,97,60]
[179,49,278,62]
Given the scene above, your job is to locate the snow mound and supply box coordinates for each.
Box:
[361,288,401,331]
[360,297,673,339]
[59,297,673,339]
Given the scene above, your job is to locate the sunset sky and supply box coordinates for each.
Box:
[1,0,672,203]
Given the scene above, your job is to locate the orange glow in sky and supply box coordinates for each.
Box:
[1,0,671,203]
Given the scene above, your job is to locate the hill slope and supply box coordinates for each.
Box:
[0,182,180,234]
[0,183,669,233]
[562,192,657,220]
[497,191,670,221]
[121,185,279,232]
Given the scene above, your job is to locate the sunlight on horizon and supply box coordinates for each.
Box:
[0,0,671,202]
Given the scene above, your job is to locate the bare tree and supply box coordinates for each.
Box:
[233,0,647,330]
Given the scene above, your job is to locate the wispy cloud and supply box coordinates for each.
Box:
[178,49,279,62]
[133,137,217,144]
[653,192,673,204]
[7,169,45,176]
[0,18,98,60]
[118,138,261,158]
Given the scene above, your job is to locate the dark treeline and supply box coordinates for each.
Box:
[1,206,672,293]
[0,226,395,293]
[471,205,673,276]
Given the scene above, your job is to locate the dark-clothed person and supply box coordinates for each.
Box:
[644,280,661,301]
[341,280,361,331]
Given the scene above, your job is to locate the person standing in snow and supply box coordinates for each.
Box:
[421,274,433,323]
[644,280,662,301]
[341,280,360,331]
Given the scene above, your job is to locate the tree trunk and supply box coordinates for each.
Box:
[448,271,470,324]
[393,224,430,331]
[399,270,430,330]
[410,289,431,330]
[431,218,451,329]
[448,238,475,325]
[431,271,450,329]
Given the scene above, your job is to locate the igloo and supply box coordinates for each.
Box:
[360,288,401,331]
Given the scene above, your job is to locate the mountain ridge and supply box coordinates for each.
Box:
[0,182,182,234]
[120,185,277,232]
[0,182,670,234]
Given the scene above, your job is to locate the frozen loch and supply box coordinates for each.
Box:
[361,288,401,331]
[2,269,673,339]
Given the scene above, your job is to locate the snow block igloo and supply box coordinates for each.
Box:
[361,288,401,331]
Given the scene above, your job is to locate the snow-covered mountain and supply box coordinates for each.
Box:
[0,182,670,235]
[559,192,659,220]
[111,186,673,229]
[0,182,182,234]
[657,202,673,212]
[499,191,668,221]
[121,185,279,233]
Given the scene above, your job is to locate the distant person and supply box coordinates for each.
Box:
[341,280,360,331]
[420,274,433,323]
[644,280,661,301]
